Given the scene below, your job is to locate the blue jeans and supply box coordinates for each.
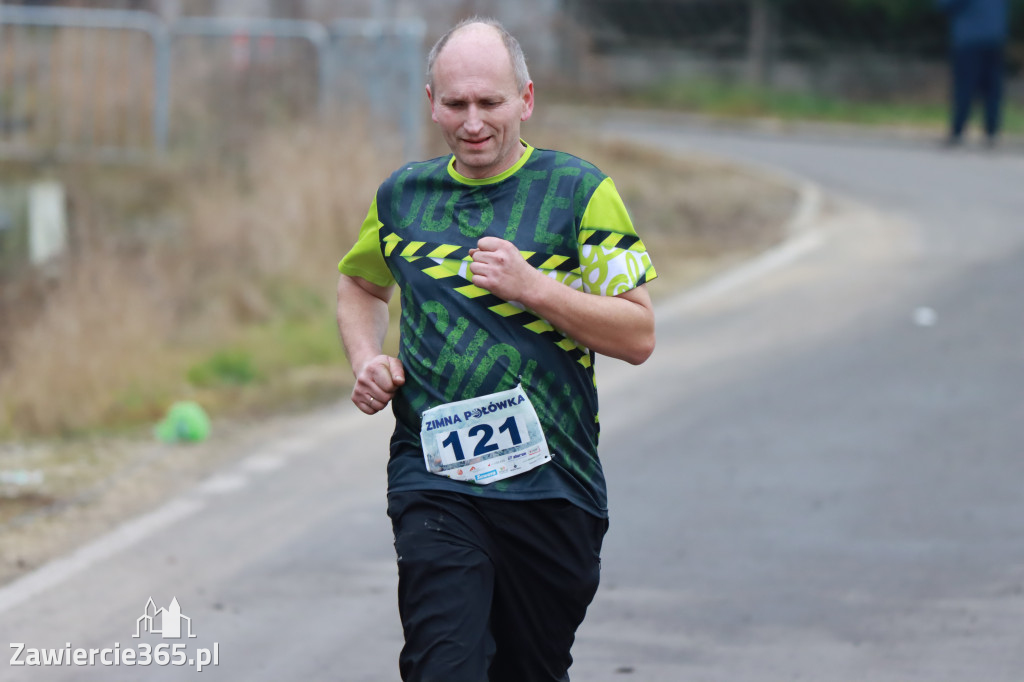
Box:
[950,42,1005,140]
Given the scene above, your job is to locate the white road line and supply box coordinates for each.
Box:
[196,473,249,495]
[658,179,826,318]
[240,453,288,473]
[0,498,205,615]
[658,228,826,318]
[0,409,368,615]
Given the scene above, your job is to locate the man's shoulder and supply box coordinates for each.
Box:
[526,146,607,178]
[524,148,610,208]
[379,154,452,190]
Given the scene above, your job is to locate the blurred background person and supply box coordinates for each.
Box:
[936,0,1010,146]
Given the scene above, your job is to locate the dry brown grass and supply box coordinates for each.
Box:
[0,119,394,437]
[0,246,171,434]
[166,121,387,334]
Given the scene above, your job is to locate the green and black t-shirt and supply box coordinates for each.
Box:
[338,142,656,517]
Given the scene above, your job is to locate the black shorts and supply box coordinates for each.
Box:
[387,490,609,682]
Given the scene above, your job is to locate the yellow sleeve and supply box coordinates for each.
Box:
[578,177,657,296]
[337,195,395,288]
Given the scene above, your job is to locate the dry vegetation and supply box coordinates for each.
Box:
[0,121,392,438]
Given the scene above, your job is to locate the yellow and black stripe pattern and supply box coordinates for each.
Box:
[380,227,593,369]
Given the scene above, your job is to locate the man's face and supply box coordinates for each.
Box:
[426,26,534,180]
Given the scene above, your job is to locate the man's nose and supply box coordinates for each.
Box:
[464,105,484,133]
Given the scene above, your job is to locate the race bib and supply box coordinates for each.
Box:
[420,384,551,485]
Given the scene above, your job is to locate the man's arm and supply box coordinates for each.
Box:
[336,273,405,414]
[469,237,655,365]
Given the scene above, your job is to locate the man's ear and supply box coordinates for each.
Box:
[520,81,535,122]
[426,84,438,122]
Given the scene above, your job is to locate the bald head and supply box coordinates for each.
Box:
[424,16,535,179]
[427,17,531,93]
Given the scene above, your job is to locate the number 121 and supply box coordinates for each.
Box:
[439,416,523,462]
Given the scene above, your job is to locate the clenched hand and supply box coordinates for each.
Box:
[469,236,543,304]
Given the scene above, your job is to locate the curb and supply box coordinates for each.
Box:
[655,178,826,318]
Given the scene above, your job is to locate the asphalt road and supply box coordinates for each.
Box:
[2,114,1022,681]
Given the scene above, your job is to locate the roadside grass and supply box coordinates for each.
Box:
[596,78,1024,135]
[0,120,392,440]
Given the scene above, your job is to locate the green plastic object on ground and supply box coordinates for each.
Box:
[154,401,211,443]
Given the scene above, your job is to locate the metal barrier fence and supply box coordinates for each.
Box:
[4,0,1021,163]
[0,4,425,162]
